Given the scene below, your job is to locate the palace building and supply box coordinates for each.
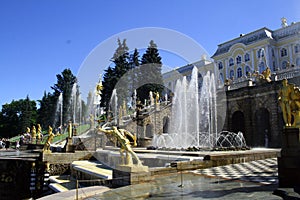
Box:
[163,18,300,147]
[213,17,300,83]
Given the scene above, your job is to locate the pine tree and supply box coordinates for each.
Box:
[100,66,116,110]
[128,48,140,97]
[101,38,130,113]
[137,40,164,102]
[51,68,77,125]
[37,91,56,128]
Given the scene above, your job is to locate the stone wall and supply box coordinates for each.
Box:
[123,104,172,147]
[225,81,283,147]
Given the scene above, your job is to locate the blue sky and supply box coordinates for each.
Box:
[0,0,299,106]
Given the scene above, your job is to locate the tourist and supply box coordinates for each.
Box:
[0,139,3,149]
[16,140,20,150]
[5,138,10,150]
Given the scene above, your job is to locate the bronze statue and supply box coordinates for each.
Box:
[262,67,271,82]
[43,126,55,153]
[31,125,36,143]
[37,124,42,141]
[278,79,293,126]
[68,121,72,138]
[98,125,141,166]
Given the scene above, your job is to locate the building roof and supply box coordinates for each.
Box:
[212,21,300,58]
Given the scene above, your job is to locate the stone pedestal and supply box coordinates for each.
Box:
[65,137,75,153]
[138,137,152,147]
[278,128,300,187]
[112,165,150,187]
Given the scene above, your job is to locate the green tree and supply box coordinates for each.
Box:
[100,66,117,111]
[137,40,164,102]
[51,68,77,126]
[37,91,56,129]
[101,38,130,113]
[128,48,140,96]
[0,97,37,137]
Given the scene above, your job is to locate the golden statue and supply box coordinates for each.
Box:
[278,79,293,127]
[26,127,30,134]
[32,126,36,138]
[96,80,103,95]
[155,92,159,104]
[37,124,42,141]
[262,67,271,82]
[43,126,55,153]
[289,85,300,127]
[31,125,36,143]
[68,121,72,138]
[98,126,141,166]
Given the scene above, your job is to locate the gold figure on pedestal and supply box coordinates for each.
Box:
[278,79,300,127]
[98,126,141,166]
[37,124,42,142]
[68,121,72,138]
[43,126,55,153]
[279,79,293,126]
[31,125,36,143]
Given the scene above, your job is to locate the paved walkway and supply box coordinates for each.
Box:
[192,158,278,185]
[38,157,300,200]
[85,158,299,200]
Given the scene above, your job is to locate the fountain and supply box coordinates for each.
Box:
[152,67,246,149]
[152,67,217,148]
[71,83,77,124]
[110,89,118,125]
[53,92,63,128]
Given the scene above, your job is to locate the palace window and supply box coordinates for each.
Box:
[219,73,224,83]
[282,61,288,69]
[237,68,242,78]
[296,58,300,67]
[295,44,300,54]
[259,62,265,73]
[236,56,242,64]
[245,66,251,75]
[218,62,223,70]
[273,61,276,71]
[281,48,287,57]
[229,70,234,79]
[244,53,250,62]
[229,58,234,66]
[257,48,264,58]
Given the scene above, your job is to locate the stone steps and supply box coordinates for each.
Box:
[71,160,113,180]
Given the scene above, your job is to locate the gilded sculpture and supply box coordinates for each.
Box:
[98,125,141,166]
[43,126,55,153]
[278,79,300,127]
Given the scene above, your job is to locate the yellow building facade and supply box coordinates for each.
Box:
[212,18,300,83]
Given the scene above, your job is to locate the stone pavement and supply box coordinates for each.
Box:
[192,158,278,185]
[85,158,300,200]
[38,157,300,200]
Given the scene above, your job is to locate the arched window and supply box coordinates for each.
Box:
[295,44,300,54]
[245,66,251,75]
[237,68,242,78]
[236,56,241,64]
[259,62,265,73]
[229,70,234,79]
[271,48,275,57]
[218,62,223,70]
[258,48,264,58]
[282,61,288,69]
[229,58,234,66]
[281,48,287,57]
[219,73,224,83]
[296,58,300,67]
[244,53,250,62]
